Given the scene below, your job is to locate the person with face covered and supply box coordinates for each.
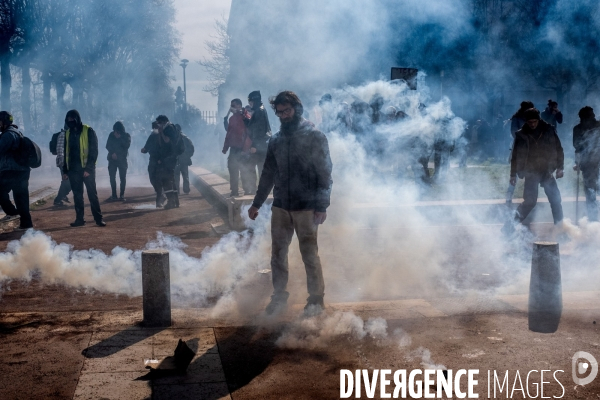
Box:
[62,109,105,227]
[142,121,165,207]
[506,101,535,204]
[573,106,600,222]
[154,115,184,210]
[248,91,333,316]
[0,111,33,230]
[244,90,271,195]
[505,108,564,232]
[105,121,131,202]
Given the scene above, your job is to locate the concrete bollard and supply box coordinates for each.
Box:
[142,249,171,327]
[528,242,562,333]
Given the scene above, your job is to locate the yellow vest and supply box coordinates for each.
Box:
[66,125,90,168]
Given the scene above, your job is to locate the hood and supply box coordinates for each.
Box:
[65,109,82,130]
[516,119,551,139]
[113,121,125,133]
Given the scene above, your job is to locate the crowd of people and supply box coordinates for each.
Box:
[0,87,599,315]
[0,110,194,229]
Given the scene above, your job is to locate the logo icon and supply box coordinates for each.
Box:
[572,351,598,386]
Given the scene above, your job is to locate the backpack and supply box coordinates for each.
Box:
[16,133,42,168]
[49,131,59,155]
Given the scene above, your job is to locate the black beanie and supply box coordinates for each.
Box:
[248,91,261,102]
[524,108,540,121]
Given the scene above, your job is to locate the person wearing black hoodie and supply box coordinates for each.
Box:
[0,111,33,230]
[106,121,131,202]
[62,109,105,227]
[141,121,164,208]
[505,108,564,231]
[244,90,271,195]
[573,106,600,221]
[248,91,333,316]
[155,115,184,210]
[506,101,534,204]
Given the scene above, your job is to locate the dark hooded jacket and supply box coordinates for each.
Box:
[245,103,271,154]
[106,122,131,162]
[510,109,528,138]
[62,109,99,175]
[510,119,564,178]
[156,122,184,170]
[0,124,29,172]
[252,118,333,212]
[573,118,600,166]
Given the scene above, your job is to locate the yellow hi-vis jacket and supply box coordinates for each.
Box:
[66,125,90,168]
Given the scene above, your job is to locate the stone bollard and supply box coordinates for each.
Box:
[528,242,562,333]
[142,249,171,327]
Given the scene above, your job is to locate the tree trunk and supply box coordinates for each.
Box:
[0,50,12,111]
[20,62,31,134]
[42,71,51,125]
[55,79,66,118]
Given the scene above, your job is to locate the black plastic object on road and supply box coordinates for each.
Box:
[528,242,562,333]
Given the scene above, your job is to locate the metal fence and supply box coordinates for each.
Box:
[201,111,218,125]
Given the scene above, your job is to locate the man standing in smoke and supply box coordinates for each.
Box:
[62,110,106,227]
[142,121,165,208]
[0,111,33,230]
[506,101,534,204]
[248,91,333,316]
[541,100,563,129]
[105,121,131,202]
[505,108,564,232]
[223,98,251,197]
[244,90,271,195]
[154,115,184,210]
[573,106,600,222]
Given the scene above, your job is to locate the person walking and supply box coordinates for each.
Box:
[62,109,106,227]
[248,91,333,316]
[174,124,194,196]
[0,111,33,230]
[504,108,564,233]
[50,124,72,207]
[105,121,131,202]
[244,90,271,195]
[573,106,600,222]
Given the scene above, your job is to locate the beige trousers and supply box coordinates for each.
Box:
[270,206,325,299]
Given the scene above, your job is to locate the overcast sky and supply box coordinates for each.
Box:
[171,0,231,112]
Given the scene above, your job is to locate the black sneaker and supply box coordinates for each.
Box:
[96,220,107,227]
[163,202,176,210]
[62,197,71,203]
[119,196,126,202]
[106,195,118,202]
[70,220,86,227]
[304,295,325,316]
[14,225,33,231]
[53,201,66,207]
[265,298,288,316]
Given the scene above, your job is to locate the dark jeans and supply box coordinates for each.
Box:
[0,170,32,228]
[159,165,177,205]
[108,159,128,197]
[68,168,103,223]
[56,167,71,202]
[516,172,563,224]
[245,151,266,194]
[581,162,599,221]
[148,162,162,196]
[227,148,252,195]
[174,162,190,194]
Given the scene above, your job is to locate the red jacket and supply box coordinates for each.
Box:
[223,112,251,152]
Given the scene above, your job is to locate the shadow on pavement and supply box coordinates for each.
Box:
[81,326,165,358]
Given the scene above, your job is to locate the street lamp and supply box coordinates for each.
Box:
[180,59,189,108]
